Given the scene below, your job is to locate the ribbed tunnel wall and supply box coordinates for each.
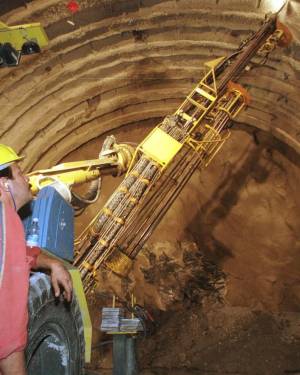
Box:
[0,0,299,171]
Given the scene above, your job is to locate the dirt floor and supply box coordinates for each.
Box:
[85,253,300,375]
[86,287,300,375]
[136,307,300,375]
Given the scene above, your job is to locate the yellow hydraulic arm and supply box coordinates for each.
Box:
[27,136,135,199]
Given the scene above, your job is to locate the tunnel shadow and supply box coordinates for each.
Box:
[185,122,300,269]
[185,137,269,266]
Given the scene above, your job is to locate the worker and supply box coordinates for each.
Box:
[0,144,73,375]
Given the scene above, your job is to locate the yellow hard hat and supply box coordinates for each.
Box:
[0,144,24,171]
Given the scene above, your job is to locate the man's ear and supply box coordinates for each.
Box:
[0,178,9,191]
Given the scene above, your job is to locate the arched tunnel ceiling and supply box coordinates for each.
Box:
[0,0,299,171]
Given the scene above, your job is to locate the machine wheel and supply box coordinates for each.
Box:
[0,43,20,66]
[21,40,41,55]
[25,272,85,375]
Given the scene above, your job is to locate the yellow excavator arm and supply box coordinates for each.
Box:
[26,136,135,199]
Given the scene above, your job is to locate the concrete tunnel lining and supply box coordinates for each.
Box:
[0,0,299,169]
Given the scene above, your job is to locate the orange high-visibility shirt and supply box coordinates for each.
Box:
[0,202,40,359]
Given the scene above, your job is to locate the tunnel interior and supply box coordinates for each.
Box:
[1,0,300,374]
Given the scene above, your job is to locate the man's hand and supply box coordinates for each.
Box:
[0,351,26,375]
[49,260,73,302]
[35,252,73,302]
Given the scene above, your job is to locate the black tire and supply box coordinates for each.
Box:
[21,40,41,55]
[25,272,85,375]
[0,43,19,66]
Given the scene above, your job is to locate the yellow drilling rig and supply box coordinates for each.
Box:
[23,14,291,375]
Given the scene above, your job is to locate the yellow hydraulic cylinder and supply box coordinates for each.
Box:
[28,169,101,195]
[27,157,118,195]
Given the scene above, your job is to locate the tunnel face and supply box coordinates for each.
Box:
[1,1,300,374]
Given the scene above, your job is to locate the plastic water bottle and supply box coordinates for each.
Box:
[26,217,40,247]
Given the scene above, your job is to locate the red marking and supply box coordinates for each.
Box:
[228,81,251,105]
[67,0,79,14]
[276,21,293,47]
